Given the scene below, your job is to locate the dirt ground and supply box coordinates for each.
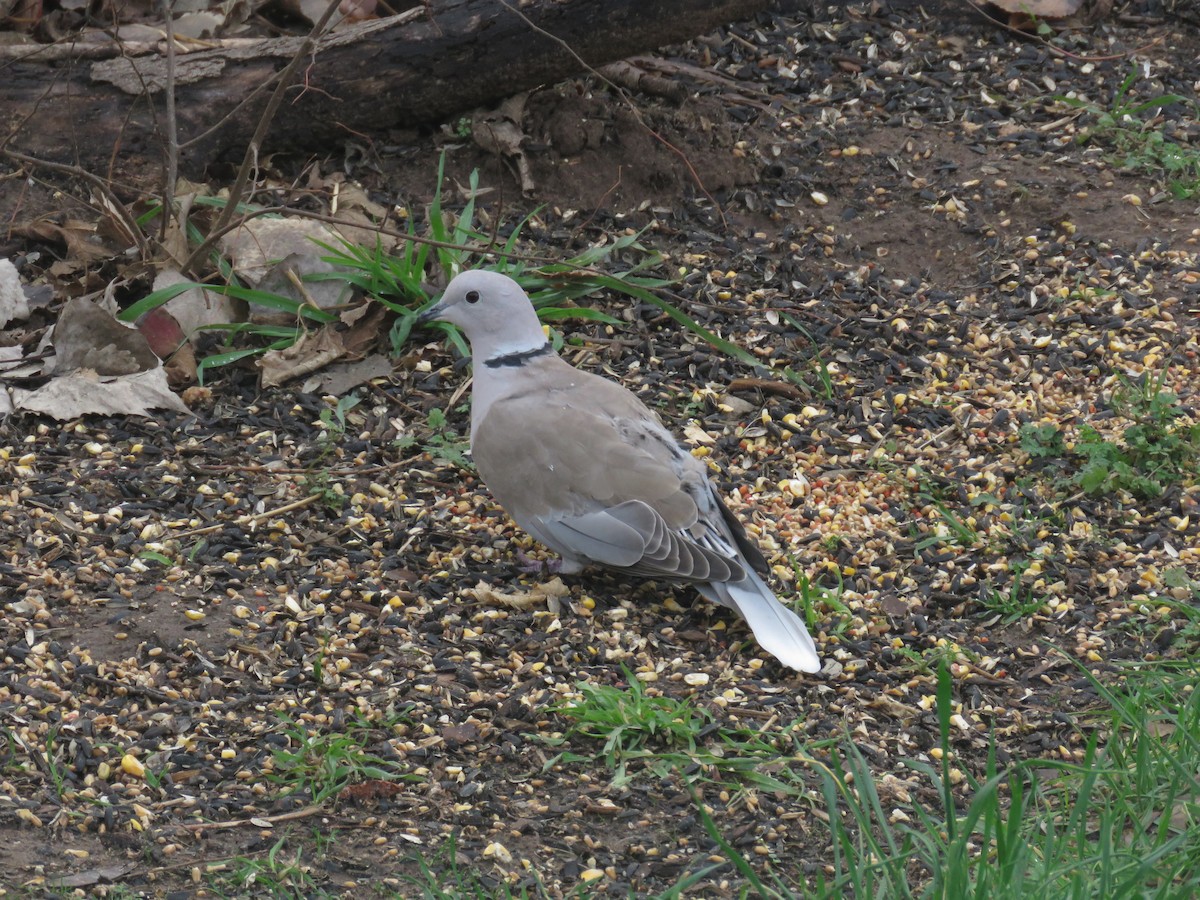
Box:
[2,0,1199,896]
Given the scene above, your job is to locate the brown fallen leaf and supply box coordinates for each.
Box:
[220,218,356,323]
[13,367,188,418]
[340,303,388,354]
[464,577,570,612]
[880,594,911,617]
[138,308,197,385]
[338,780,405,803]
[307,353,393,396]
[440,721,481,744]
[18,217,114,263]
[52,296,159,375]
[257,326,345,387]
[49,862,137,890]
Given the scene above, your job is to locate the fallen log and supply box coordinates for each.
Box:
[0,0,769,183]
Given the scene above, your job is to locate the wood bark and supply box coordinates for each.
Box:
[0,0,768,185]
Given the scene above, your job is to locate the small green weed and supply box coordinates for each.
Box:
[1076,375,1199,499]
[1019,422,1066,459]
[396,407,473,470]
[780,311,836,401]
[317,392,360,443]
[1126,569,1200,650]
[301,393,362,509]
[1017,376,1198,501]
[914,498,980,551]
[398,833,539,899]
[267,714,411,805]
[978,560,1046,623]
[791,568,852,637]
[1060,63,1200,199]
[41,727,71,800]
[553,665,712,773]
[894,639,976,676]
[207,835,317,896]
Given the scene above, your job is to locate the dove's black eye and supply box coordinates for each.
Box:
[465,290,480,304]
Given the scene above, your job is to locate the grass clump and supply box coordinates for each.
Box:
[1075,375,1200,498]
[548,665,811,795]
[690,655,1200,898]
[121,154,769,381]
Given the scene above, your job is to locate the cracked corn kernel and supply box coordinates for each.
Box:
[121,754,146,778]
[16,809,43,827]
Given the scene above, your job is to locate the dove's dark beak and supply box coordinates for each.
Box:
[413,300,447,326]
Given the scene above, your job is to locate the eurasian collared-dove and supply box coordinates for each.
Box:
[415,270,821,673]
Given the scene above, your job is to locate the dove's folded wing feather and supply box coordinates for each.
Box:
[473,369,744,582]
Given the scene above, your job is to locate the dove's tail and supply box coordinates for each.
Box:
[699,570,821,673]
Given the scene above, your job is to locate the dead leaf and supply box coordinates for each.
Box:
[306,353,392,396]
[440,721,480,744]
[220,218,355,322]
[51,296,159,375]
[258,327,345,387]
[329,177,389,220]
[880,594,910,617]
[340,303,387,354]
[464,577,570,612]
[0,259,30,329]
[154,196,193,268]
[150,268,239,338]
[49,862,137,889]
[137,308,198,385]
[988,0,1083,17]
[340,303,371,327]
[12,367,188,418]
[18,217,113,262]
[472,93,536,194]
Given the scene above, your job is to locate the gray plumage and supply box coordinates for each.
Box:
[415,270,821,673]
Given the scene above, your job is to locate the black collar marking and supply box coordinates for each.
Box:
[484,342,553,369]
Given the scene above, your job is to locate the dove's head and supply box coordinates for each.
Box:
[415,270,548,363]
